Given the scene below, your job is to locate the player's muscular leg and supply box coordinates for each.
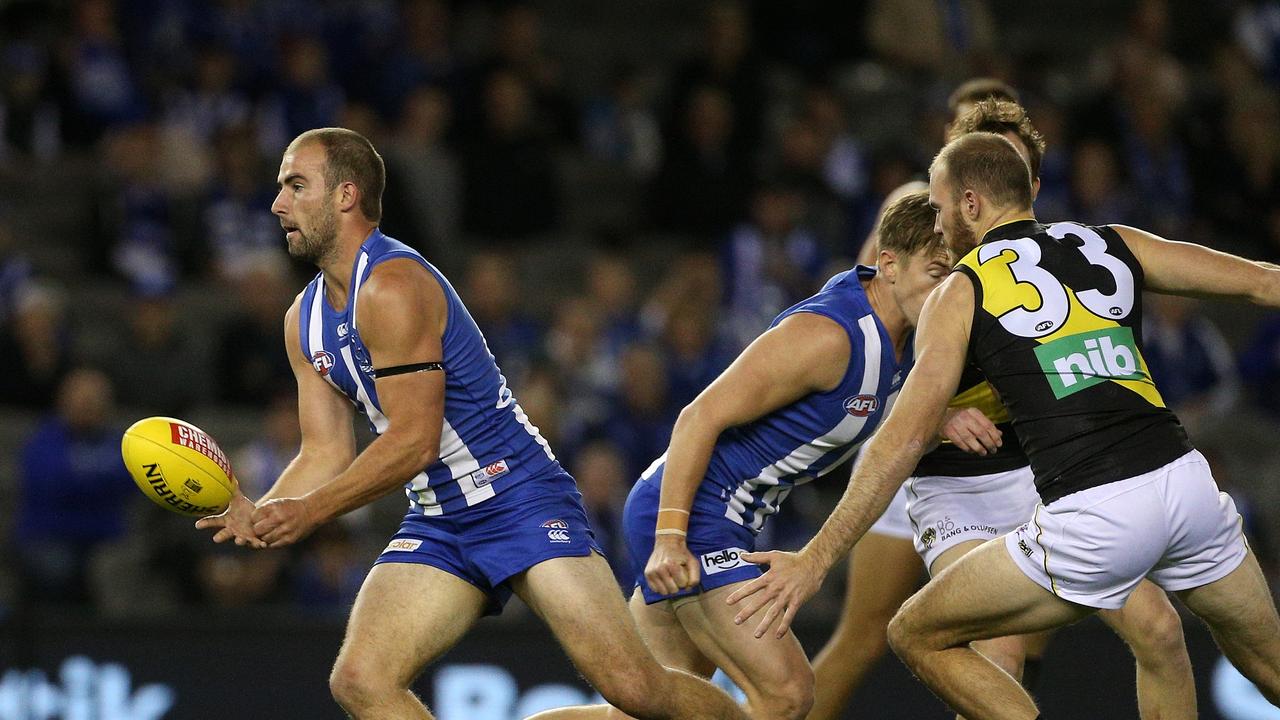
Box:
[672,584,815,720]
[807,533,921,720]
[929,540,1028,686]
[512,553,750,720]
[888,539,1093,720]
[1176,550,1280,706]
[330,563,488,720]
[526,592,718,720]
[1098,580,1196,720]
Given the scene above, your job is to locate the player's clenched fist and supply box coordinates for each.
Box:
[251,497,318,547]
[645,536,701,596]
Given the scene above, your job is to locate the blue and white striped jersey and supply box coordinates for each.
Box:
[297,229,560,516]
[642,266,907,532]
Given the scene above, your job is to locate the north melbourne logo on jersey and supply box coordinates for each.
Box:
[1033,327,1147,399]
[700,547,750,575]
[541,519,570,543]
[312,350,336,376]
[843,394,879,417]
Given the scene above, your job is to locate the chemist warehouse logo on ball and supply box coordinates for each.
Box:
[541,519,571,543]
[843,394,879,417]
[311,350,336,377]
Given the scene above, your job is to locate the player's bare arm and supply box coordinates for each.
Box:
[726,273,974,638]
[1114,225,1280,306]
[195,295,359,547]
[647,312,852,595]
[252,259,448,546]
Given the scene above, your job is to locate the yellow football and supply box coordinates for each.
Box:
[121,416,235,517]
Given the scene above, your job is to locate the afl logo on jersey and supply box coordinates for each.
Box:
[312,350,336,376]
[843,394,879,417]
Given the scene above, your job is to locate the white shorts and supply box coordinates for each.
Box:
[1007,450,1247,610]
[906,465,1038,573]
[867,483,914,540]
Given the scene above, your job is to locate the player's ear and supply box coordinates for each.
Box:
[963,189,981,221]
[878,249,898,282]
[1031,176,1042,202]
[337,181,359,214]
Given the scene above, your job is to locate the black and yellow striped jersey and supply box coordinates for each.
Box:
[912,363,1029,478]
[953,219,1192,504]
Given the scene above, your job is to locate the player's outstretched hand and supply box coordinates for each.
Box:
[941,407,1002,455]
[725,550,822,639]
[645,535,701,595]
[251,497,318,547]
[195,492,267,549]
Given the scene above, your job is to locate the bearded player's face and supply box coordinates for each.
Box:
[272,142,339,265]
[928,166,979,259]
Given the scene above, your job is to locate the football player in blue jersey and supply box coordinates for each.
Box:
[195,128,750,720]
[529,191,979,720]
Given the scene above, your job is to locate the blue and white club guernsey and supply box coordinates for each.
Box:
[298,229,560,516]
[641,266,907,532]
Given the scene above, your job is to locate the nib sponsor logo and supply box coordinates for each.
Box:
[1034,327,1147,399]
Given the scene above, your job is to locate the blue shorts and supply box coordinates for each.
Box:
[375,471,601,613]
[623,476,761,605]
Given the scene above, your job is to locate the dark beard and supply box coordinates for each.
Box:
[287,204,338,265]
[947,207,979,257]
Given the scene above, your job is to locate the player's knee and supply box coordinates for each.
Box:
[757,663,815,720]
[593,666,669,718]
[330,653,396,712]
[886,606,924,661]
[1123,602,1187,665]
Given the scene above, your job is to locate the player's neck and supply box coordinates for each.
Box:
[318,225,379,308]
[977,207,1036,240]
[864,276,912,359]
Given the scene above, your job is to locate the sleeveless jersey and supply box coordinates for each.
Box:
[297,229,560,516]
[642,266,907,533]
[912,364,1029,477]
[954,219,1192,504]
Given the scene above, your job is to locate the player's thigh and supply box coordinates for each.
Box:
[1175,549,1280,661]
[926,538,985,578]
[336,562,489,684]
[672,583,812,701]
[628,591,717,677]
[512,553,666,681]
[893,538,1093,649]
[838,531,923,622]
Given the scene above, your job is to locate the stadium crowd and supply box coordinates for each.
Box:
[0,0,1278,621]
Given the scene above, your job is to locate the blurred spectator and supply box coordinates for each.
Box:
[475,2,577,145]
[772,116,848,248]
[1069,139,1140,226]
[585,252,643,359]
[866,0,998,77]
[0,214,33,326]
[1240,313,1280,417]
[666,0,765,162]
[1141,294,1241,432]
[1116,79,1192,238]
[195,542,288,609]
[463,250,543,387]
[257,35,345,155]
[462,69,560,241]
[583,64,663,178]
[546,295,615,433]
[517,365,566,450]
[386,84,461,265]
[571,439,631,590]
[99,286,210,415]
[722,182,826,351]
[585,344,677,480]
[214,253,293,406]
[0,41,61,163]
[662,302,734,412]
[291,523,367,611]
[233,390,301,500]
[0,279,73,409]
[203,124,282,281]
[162,43,251,147]
[647,85,751,241]
[803,83,869,205]
[14,368,133,604]
[58,0,145,147]
[376,0,461,119]
[1235,0,1280,87]
[94,122,184,287]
